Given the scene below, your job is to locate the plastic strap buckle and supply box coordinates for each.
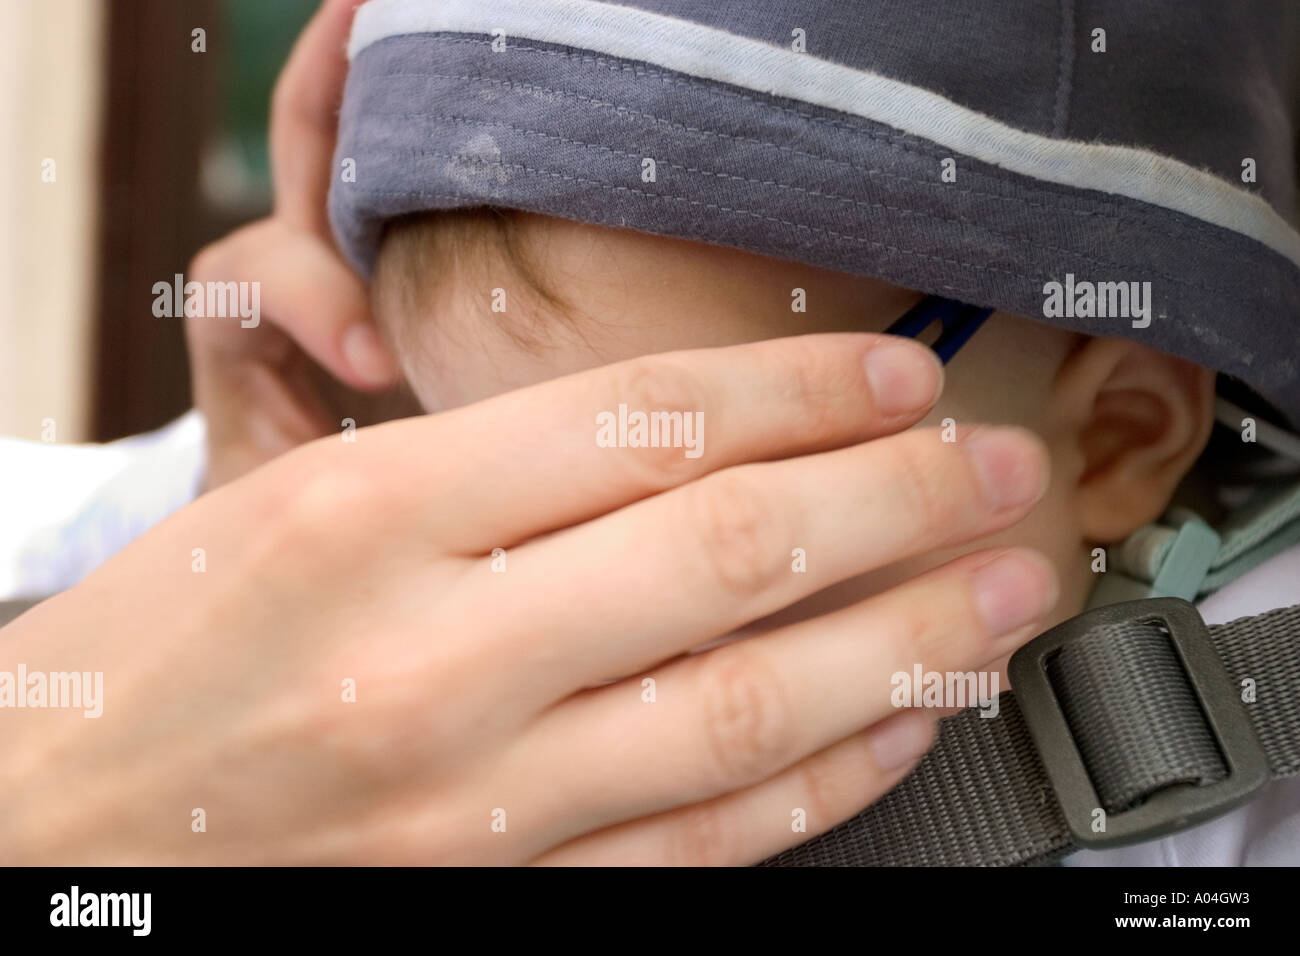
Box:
[1008,597,1269,848]
[1151,515,1221,601]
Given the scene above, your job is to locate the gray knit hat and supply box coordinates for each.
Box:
[330,0,1300,425]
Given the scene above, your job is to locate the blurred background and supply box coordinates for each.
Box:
[1,0,316,443]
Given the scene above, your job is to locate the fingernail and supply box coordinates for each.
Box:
[863,342,942,417]
[343,324,398,385]
[870,710,936,771]
[963,428,1048,511]
[972,550,1058,645]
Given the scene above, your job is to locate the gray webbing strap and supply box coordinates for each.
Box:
[763,602,1300,866]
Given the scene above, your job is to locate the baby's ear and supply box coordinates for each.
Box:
[1045,336,1216,543]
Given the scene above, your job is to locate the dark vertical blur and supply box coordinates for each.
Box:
[92,0,316,441]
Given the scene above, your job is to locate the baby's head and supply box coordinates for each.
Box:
[370,207,1218,630]
[328,0,1299,636]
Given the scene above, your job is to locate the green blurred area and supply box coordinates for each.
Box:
[219,0,318,190]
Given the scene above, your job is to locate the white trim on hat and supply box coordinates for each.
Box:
[349,0,1300,270]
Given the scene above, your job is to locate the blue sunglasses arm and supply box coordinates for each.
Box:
[884,295,994,364]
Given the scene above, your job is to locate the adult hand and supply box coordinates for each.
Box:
[185,0,407,490]
[0,333,1055,864]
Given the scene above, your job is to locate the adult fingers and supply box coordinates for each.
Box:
[462,424,1048,695]
[270,0,360,237]
[521,547,1056,840]
[531,710,938,866]
[187,219,398,390]
[369,333,943,551]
